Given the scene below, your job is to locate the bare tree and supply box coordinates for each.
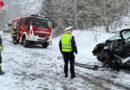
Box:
[40,0,130,34]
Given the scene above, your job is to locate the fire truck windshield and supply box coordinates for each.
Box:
[31,18,52,28]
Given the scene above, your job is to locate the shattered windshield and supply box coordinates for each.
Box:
[122,30,130,41]
[108,32,121,41]
[108,30,130,41]
[31,17,52,28]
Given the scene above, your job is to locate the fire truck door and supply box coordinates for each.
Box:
[21,18,29,34]
[16,22,20,40]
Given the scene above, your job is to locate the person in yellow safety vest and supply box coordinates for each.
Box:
[13,26,18,44]
[0,36,4,75]
[59,26,78,79]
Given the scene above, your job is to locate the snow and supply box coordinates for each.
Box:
[110,16,130,32]
[0,30,129,90]
[0,0,42,30]
[20,0,42,15]
[0,0,130,89]
[73,30,114,64]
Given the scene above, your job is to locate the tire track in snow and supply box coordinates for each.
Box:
[2,33,129,90]
[76,68,130,90]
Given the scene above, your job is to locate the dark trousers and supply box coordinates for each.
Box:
[0,53,2,70]
[0,54,2,64]
[63,52,75,76]
[13,36,17,43]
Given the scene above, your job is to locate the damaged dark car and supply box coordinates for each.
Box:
[92,29,130,71]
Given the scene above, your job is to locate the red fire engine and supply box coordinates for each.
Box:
[11,14,54,48]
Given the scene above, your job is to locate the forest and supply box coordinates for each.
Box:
[41,0,130,36]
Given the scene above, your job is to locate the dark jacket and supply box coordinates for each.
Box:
[0,36,2,46]
[0,36,3,51]
[59,35,78,54]
[13,29,18,35]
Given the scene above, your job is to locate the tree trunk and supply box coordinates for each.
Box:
[73,0,78,29]
[105,25,109,33]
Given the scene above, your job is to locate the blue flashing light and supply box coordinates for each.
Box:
[31,14,39,17]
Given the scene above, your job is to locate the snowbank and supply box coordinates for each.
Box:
[0,30,129,90]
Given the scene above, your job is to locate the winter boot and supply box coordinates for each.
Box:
[0,66,5,75]
[65,74,68,78]
[71,75,76,79]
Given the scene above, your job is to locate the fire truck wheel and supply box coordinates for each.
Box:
[13,40,17,45]
[14,42,17,45]
[23,37,28,47]
[42,42,49,48]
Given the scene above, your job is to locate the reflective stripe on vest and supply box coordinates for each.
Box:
[61,33,72,52]
[0,46,3,51]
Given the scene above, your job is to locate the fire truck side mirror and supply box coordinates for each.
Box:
[26,17,30,30]
[53,22,57,29]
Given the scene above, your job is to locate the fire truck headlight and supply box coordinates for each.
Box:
[49,36,52,41]
[31,37,33,40]
[28,36,34,40]
[28,36,39,41]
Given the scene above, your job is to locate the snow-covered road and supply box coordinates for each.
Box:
[0,31,130,90]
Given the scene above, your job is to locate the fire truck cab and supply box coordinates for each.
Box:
[11,14,54,48]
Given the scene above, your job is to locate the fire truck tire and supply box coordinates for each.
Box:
[13,40,17,45]
[13,42,17,45]
[42,42,49,48]
[23,37,28,47]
